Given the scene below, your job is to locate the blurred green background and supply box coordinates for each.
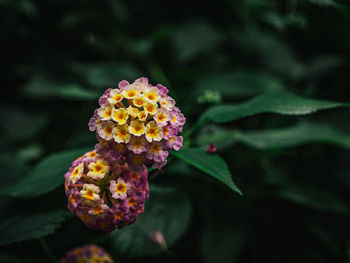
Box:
[0,0,350,262]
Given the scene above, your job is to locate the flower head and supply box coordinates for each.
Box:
[60,244,114,263]
[89,77,185,171]
[64,150,149,232]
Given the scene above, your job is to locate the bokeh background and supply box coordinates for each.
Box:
[1,0,350,262]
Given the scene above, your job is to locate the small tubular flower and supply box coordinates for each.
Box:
[60,244,114,263]
[112,124,131,143]
[127,136,148,154]
[87,160,110,180]
[145,121,163,142]
[97,121,114,140]
[88,77,186,170]
[112,108,129,125]
[97,104,113,121]
[108,89,123,105]
[64,150,149,232]
[129,120,146,136]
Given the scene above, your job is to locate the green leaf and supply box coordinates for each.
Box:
[23,76,100,101]
[191,91,345,132]
[172,148,242,195]
[1,148,90,198]
[237,31,305,80]
[70,62,143,88]
[234,122,350,150]
[108,185,192,259]
[173,22,222,63]
[194,71,284,99]
[0,209,68,246]
[277,186,349,214]
[195,122,350,151]
[0,107,49,141]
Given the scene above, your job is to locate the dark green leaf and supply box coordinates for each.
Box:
[173,22,222,63]
[194,71,284,99]
[1,148,90,198]
[277,186,349,214]
[70,62,143,88]
[23,76,99,101]
[237,31,305,80]
[0,209,68,246]
[192,91,345,132]
[0,107,49,141]
[197,122,350,151]
[109,185,192,258]
[172,148,242,195]
[234,122,350,150]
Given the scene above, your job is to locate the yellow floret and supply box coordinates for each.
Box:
[112,108,129,125]
[127,106,139,118]
[129,120,146,136]
[155,110,169,124]
[97,105,114,121]
[113,124,131,143]
[144,87,159,103]
[115,182,128,194]
[138,111,148,121]
[144,102,158,115]
[145,121,163,142]
[99,121,114,140]
[87,160,110,180]
[108,89,124,104]
[70,162,84,183]
[133,96,146,108]
[80,184,100,202]
[122,85,139,99]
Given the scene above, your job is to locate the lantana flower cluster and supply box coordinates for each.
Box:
[88,77,185,170]
[64,77,185,232]
[60,244,114,263]
[64,150,149,233]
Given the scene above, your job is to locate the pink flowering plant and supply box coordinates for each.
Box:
[64,150,149,233]
[60,244,114,263]
[61,77,186,233]
[89,77,185,170]
[2,4,350,263]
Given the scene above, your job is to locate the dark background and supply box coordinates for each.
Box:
[0,0,349,262]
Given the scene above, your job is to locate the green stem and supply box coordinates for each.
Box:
[39,237,56,263]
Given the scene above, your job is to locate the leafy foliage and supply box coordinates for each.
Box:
[196,122,350,151]
[0,208,68,246]
[1,148,89,197]
[0,0,349,262]
[192,91,345,133]
[172,148,242,195]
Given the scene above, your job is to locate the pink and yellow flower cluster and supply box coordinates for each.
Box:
[89,77,185,170]
[64,77,184,232]
[60,244,114,263]
[64,150,149,233]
